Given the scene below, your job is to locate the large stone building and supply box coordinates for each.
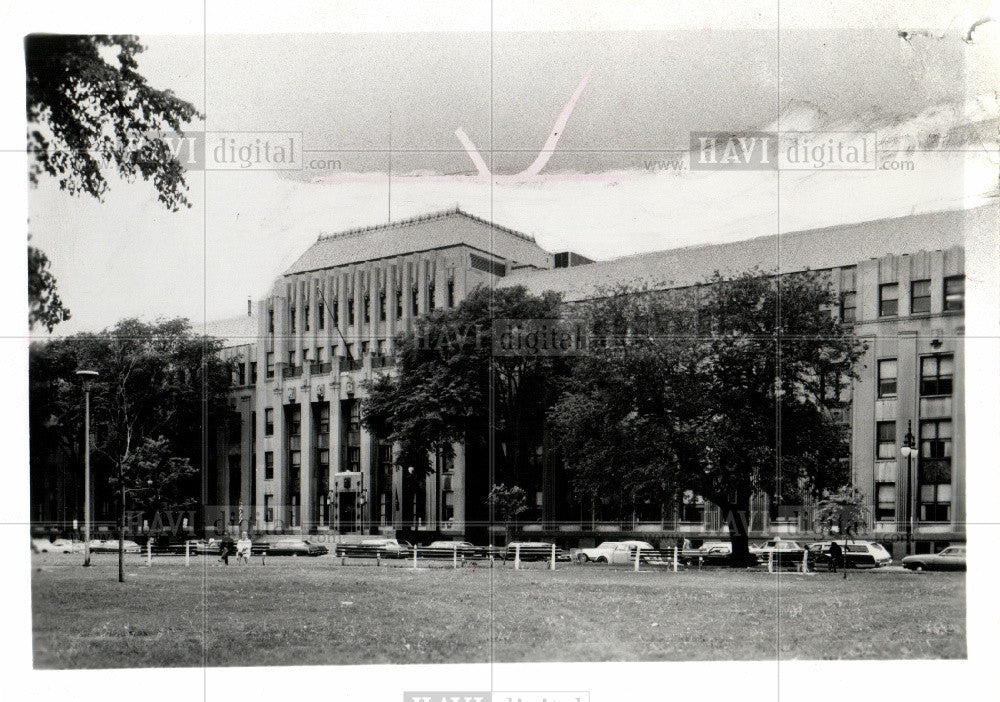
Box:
[205,205,988,555]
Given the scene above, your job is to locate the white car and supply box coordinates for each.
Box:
[577,540,661,564]
[50,538,83,553]
[809,540,892,568]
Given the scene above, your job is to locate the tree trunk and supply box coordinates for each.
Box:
[118,483,126,583]
[721,493,755,567]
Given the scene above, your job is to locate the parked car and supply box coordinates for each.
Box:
[87,539,142,553]
[423,541,478,558]
[505,541,571,562]
[576,540,663,564]
[902,545,966,571]
[808,540,892,568]
[255,537,328,557]
[31,538,51,553]
[339,537,412,558]
[751,539,807,567]
[682,541,735,566]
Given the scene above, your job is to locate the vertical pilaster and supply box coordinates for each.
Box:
[299,396,313,532]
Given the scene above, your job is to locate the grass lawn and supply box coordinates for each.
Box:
[31,552,965,668]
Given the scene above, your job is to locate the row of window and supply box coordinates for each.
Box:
[877,276,963,318]
[269,281,458,335]
[876,419,952,460]
[876,354,954,399]
[875,481,951,522]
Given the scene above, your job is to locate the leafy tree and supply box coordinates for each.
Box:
[815,486,872,538]
[550,270,865,565]
[28,244,71,332]
[25,34,201,210]
[486,483,528,542]
[362,285,572,538]
[25,34,202,330]
[29,318,232,582]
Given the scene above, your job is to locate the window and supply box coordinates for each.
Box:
[361,341,370,357]
[879,283,898,317]
[318,301,325,329]
[316,347,324,364]
[876,421,896,459]
[920,355,953,396]
[911,279,931,314]
[251,411,256,442]
[428,283,436,310]
[920,419,952,461]
[288,350,296,367]
[264,451,274,480]
[290,307,296,333]
[250,362,257,384]
[920,483,951,522]
[877,359,897,398]
[333,300,339,326]
[264,494,274,522]
[875,482,896,521]
[363,293,371,324]
[396,290,403,319]
[236,362,246,386]
[266,352,275,378]
[379,292,387,321]
[411,286,419,316]
[268,308,274,333]
[288,407,301,437]
[840,291,856,322]
[348,298,355,325]
[447,280,455,307]
[347,446,361,471]
[944,276,964,311]
[264,408,274,436]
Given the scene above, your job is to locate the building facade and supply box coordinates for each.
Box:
[204,205,987,554]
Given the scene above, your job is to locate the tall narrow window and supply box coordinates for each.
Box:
[876,421,896,459]
[840,291,856,322]
[290,307,296,333]
[396,290,403,319]
[318,301,325,329]
[363,293,371,324]
[304,305,310,331]
[944,275,964,311]
[428,283,436,310]
[348,298,355,325]
[920,355,953,396]
[264,408,274,436]
[333,300,339,326]
[412,286,419,317]
[379,292,387,321]
[264,451,274,480]
[911,279,931,314]
[447,280,455,308]
[250,362,257,384]
[877,359,898,398]
[268,308,274,333]
[266,352,275,378]
[879,283,898,317]
[264,494,274,522]
[875,482,896,521]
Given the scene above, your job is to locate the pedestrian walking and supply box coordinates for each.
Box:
[828,540,843,573]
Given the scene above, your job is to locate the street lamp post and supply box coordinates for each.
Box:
[900,420,918,556]
[76,369,99,567]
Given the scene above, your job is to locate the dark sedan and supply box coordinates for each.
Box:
[902,545,966,571]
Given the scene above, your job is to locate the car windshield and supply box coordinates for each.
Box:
[941,547,965,556]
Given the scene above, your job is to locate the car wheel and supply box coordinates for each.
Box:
[911,563,924,572]
[597,556,607,563]
[576,553,589,563]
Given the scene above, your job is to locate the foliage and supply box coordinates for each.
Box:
[25,34,202,211]
[362,285,572,488]
[28,244,71,332]
[815,486,872,538]
[549,270,865,564]
[30,317,232,519]
[486,484,528,524]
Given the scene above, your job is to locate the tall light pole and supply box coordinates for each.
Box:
[900,420,918,556]
[76,369,99,567]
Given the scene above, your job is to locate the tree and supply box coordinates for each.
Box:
[550,270,865,566]
[25,34,202,330]
[486,483,528,542]
[29,317,232,582]
[815,486,872,539]
[362,285,572,537]
[28,243,71,332]
[26,34,201,210]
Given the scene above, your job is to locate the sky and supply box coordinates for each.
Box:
[24,1,1000,335]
